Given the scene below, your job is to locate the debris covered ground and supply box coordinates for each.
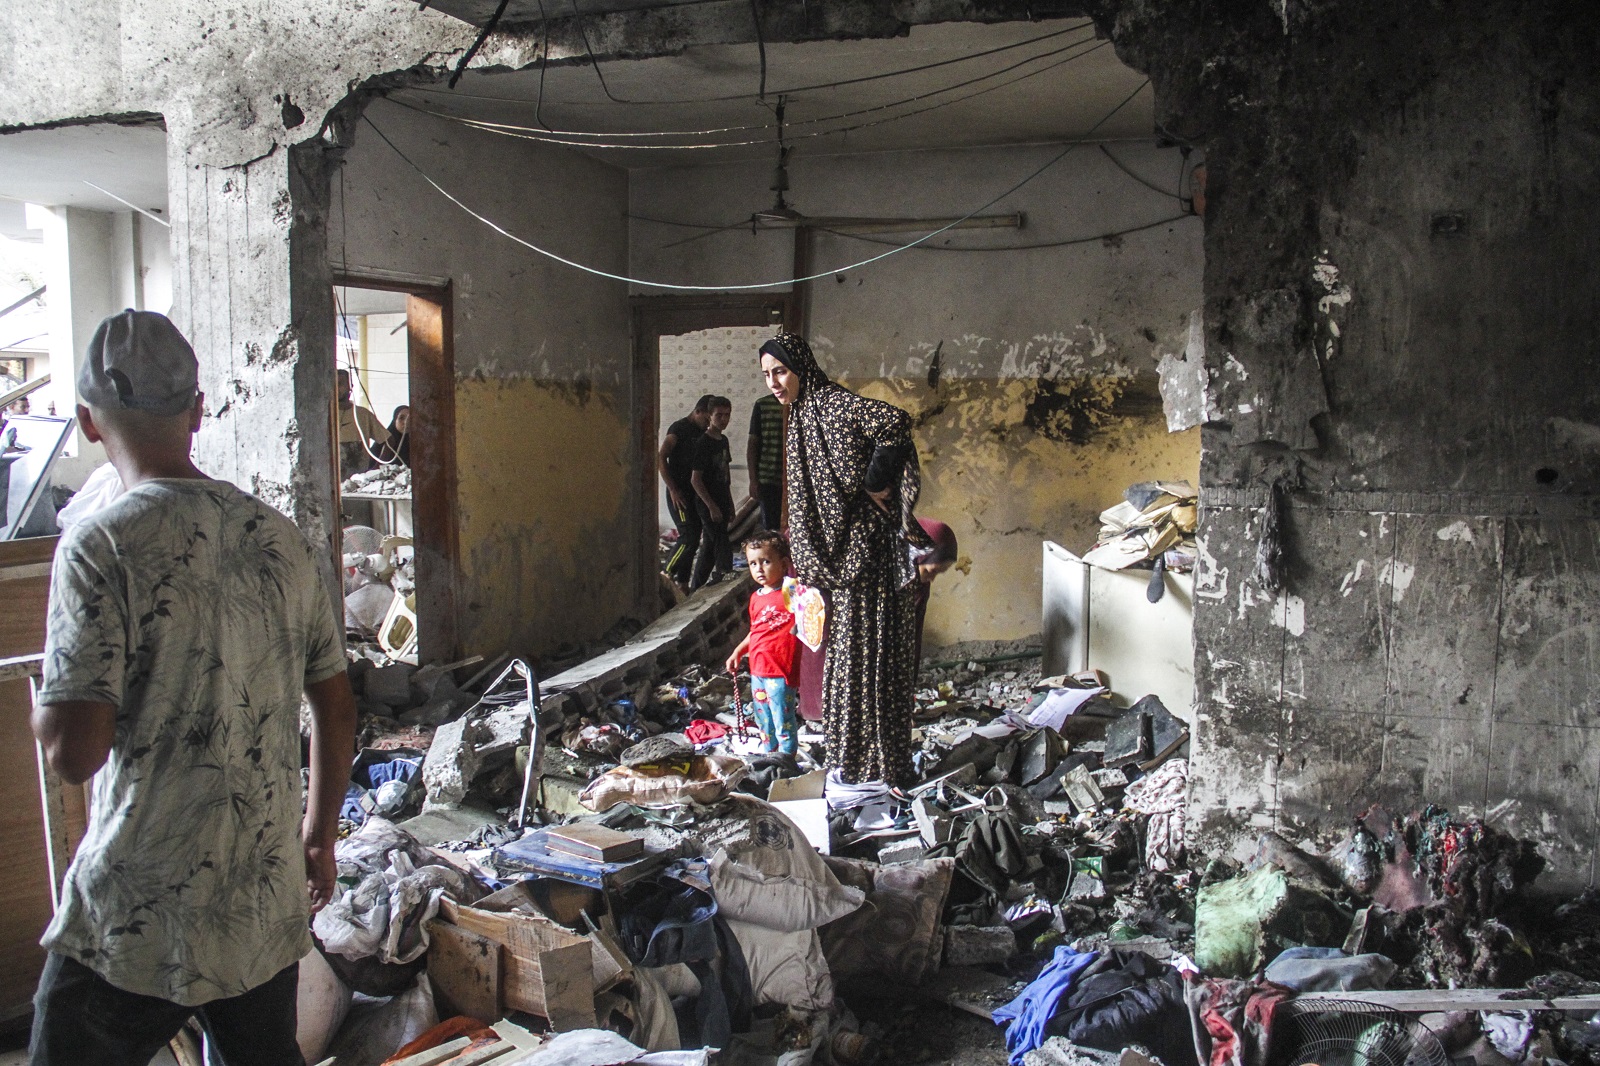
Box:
[301,483,1600,1065]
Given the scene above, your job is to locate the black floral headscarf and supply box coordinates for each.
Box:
[760,332,928,589]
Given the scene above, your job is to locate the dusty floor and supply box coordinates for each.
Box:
[850,995,1009,1066]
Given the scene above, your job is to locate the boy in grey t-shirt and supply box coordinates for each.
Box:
[30,311,357,1065]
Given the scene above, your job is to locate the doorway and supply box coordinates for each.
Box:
[632,294,789,604]
[333,276,459,664]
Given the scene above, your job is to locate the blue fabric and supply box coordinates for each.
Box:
[355,757,419,790]
[342,757,421,824]
[750,675,798,754]
[339,783,368,825]
[992,946,1100,1066]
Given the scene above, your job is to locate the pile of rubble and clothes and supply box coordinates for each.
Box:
[304,543,1600,1065]
[309,632,1600,1066]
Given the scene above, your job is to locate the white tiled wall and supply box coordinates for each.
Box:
[657,325,771,531]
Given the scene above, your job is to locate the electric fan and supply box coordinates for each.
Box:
[1271,999,1449,1066]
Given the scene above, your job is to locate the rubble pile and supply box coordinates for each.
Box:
[343,462,412,498]
[304,521,1600,1066]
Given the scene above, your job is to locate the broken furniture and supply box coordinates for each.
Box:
[432,880,627,1031]
[1041,540,1195,721]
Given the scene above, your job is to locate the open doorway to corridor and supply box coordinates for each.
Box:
[333,277,459,664]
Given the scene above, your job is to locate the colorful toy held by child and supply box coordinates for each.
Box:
[724,531,800,754]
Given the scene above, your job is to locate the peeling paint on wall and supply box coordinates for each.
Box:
[849,370,1200,646]
[1378,559,1415,600]
[1271,591,1306,635]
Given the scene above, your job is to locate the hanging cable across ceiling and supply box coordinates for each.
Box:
[391,38,1113,153]
[396,26,1100,142]
[407,19,1094,108]
[818,211,1193,252]
[358,79,1150,292]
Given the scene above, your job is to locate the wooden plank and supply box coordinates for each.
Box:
[427,919,501,1024]
[438,898,597,1025]
[1298,989,1600,1013]
[1488,518,1600,887]
[405,290,461,665]
[0,537,59,1021]
[385,1036,473,1066]
[0,536,54,658]
[0,654,43,684]
[536,941,597,1032]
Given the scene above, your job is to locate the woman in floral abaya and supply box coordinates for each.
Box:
[758,333,929,786]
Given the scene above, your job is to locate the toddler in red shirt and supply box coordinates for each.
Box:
[725,531,799,754]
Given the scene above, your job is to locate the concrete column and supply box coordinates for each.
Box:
[109,211,144,312]
[168,140,338,563]
[27,203,114,483]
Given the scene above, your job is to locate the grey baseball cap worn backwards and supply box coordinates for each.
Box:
[78,310,199,416]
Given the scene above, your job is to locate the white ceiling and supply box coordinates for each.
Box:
[0,121,169,228]
[393,17,1152,167]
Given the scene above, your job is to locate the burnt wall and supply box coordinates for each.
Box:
[1093,0,1600,886]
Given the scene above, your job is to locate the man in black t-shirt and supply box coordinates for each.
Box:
[658,395,714,589]
[689,396,735,590]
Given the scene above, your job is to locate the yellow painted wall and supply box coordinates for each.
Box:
[853,374,1201,649]
[453,377,634,658]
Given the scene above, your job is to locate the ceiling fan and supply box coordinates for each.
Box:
[660,96,1024,249]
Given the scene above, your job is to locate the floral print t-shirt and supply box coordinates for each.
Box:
[39,478,346,1006]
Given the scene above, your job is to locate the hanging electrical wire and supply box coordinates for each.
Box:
[534,0,552,129]
[818,211,1193,251]
[568,0,626,104]
[398,26,1099,142]
[448,0,513,89]
[392,38,1114,153]
[358,79,1150,292]
[1097,144,1182,202]
[410,20,1093,108]
[750,0,767,100]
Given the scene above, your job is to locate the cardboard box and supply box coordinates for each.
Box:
[436,882,623,1029]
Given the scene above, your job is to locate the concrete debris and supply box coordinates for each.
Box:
[944,925,1017,966]
[342,463,411,497]
[313,572,1599,1066]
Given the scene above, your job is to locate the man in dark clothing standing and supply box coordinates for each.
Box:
[689,396,735,590]
[746,393,785,532]
[659,395,715,590]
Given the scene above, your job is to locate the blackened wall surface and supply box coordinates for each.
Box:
[1094,0,1600,886]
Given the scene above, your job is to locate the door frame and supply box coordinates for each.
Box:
[630,293,791,614]
[334,272,461,663]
